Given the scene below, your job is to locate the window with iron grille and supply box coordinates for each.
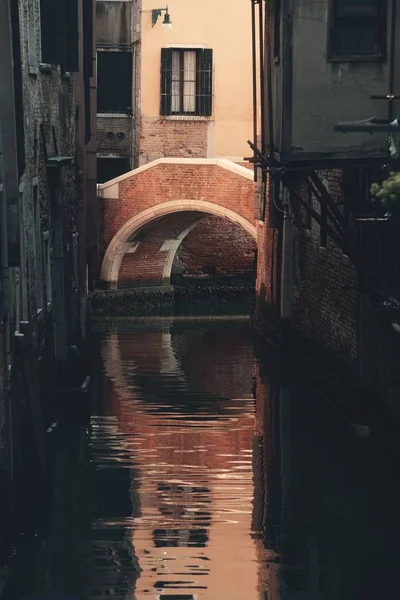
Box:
[328,0,386,60]
[160,48,213,117]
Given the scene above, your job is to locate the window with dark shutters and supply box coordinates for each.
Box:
[160,48,213,117]
[160,48,173,116]
[328,0,386,60]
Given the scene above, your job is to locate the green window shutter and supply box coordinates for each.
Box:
[160,48,172,116]
[199,49,213,117]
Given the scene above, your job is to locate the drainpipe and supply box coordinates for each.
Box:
[280,189,293,344]
[251,0,258,182]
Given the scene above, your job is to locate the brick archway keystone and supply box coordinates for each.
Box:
[100,200,257,286]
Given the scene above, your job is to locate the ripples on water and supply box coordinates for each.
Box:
[5,319,400,600]
[91,323,259,599]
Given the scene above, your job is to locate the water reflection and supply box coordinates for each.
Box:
[253,356,400,600]
[97,320,259,599]
[4,319,400,599]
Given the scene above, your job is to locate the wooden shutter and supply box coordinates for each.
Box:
[199,49,213,117]
[160,48,172,116]
[66,0,79,72]
[40,0,67,65]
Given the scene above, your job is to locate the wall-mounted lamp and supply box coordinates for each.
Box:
[152,5,172,28]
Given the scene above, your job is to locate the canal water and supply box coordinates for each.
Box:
[4,318,400,599]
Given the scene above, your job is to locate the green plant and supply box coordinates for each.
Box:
[370,172,400,213]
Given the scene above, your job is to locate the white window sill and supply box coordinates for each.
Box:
[163,115,213,122]
[97,113,131,118]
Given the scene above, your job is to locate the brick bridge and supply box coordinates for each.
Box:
[97,158,256,288]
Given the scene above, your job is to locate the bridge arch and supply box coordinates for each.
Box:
[100,200,257,288]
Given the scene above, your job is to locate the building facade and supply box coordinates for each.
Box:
[253,0,400,416]
[94,0,258,288]
[0,0,96,560]
[95,0,254,180]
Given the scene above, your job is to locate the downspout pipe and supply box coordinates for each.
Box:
[264,0,275,158]
[258,0,266,157]
[251,0,258,182]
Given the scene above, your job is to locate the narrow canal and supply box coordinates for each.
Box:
[4,318,400,599]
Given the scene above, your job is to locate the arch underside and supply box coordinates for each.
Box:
[100,201,257,288]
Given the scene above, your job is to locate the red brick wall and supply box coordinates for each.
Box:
[117,212,205,287]
[174,216,256,280]
[140,116,209,164]
[119,243,167,286]
[101,164,254,245]
[255,170,358,363]
[255,177,280,319]
[99,162,255,285]
[291,170,358,361]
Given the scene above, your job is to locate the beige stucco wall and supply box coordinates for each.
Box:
[140,0,253,159]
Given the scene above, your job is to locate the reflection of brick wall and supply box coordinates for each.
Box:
[174,216,256,280]
[140,115,209,164]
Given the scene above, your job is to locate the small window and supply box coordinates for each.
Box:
[328,0,386,60]
[160,48,213,117]
[97,51,133,114]
[40,0,79,68]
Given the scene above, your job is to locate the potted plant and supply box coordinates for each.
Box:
[370,171,400,217]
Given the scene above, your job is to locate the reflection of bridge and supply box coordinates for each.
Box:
[96,158,256,288]
[100,325,259,600]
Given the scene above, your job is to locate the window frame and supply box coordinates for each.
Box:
[160,47,213,118]
[327,0,387,62]
[171,49,199,116]
[96,49,133,115]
